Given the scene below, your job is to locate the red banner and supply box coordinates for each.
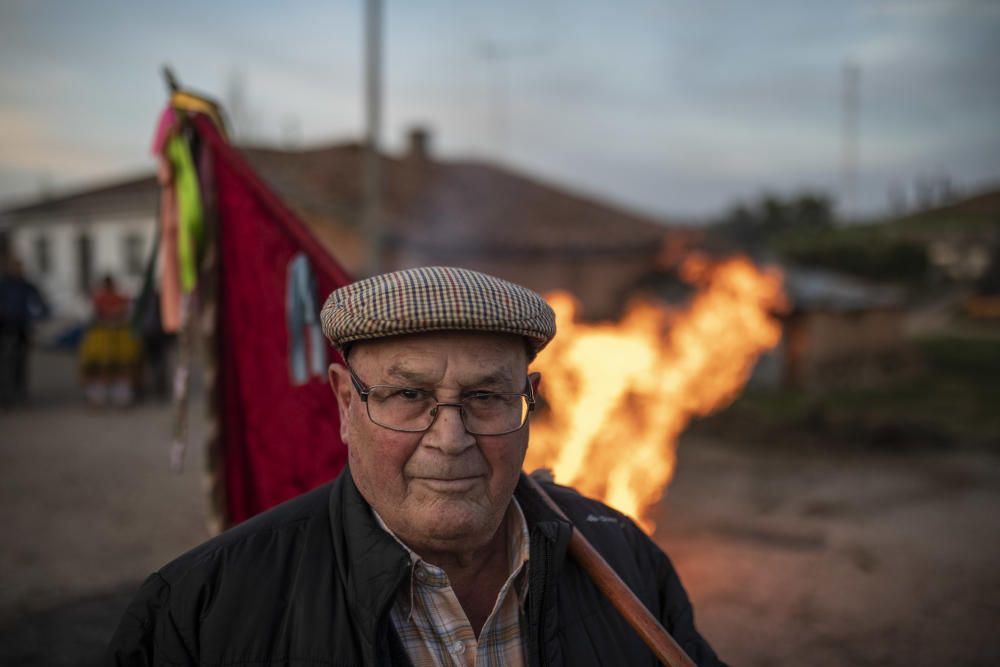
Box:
[193,115,351,525]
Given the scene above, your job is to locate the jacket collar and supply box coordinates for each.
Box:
[514,473,570,528]
[329,466,411,664]
[327,467,573,664]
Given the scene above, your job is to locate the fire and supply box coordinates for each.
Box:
[526,254,786,532]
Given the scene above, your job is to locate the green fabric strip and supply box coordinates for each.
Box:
[166,134,204,293]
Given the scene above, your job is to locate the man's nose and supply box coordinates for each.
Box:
[422,403,475,453]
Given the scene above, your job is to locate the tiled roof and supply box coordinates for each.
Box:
[241,144,669,255]
[2,142,671,256]
[0,175,158,224]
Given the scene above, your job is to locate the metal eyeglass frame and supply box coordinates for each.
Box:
[346,364,536,435]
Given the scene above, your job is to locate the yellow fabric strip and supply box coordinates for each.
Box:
[170,91,229,140]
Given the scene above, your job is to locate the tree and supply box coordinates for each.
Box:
[717,191,834,244]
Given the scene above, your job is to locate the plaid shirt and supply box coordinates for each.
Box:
[374,501,531,667]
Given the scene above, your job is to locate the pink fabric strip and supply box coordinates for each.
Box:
[150,106,177,156]
[157,156,183,333]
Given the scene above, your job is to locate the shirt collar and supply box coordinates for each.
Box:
[373,498,531,618]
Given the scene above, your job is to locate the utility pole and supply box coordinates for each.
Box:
[363,0,384,275]
[841,61,860,222]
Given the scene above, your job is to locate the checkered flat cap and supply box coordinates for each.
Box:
[321,266,556,356]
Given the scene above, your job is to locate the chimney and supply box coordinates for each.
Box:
[407,126,431,162]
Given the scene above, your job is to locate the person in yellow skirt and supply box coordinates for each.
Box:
[79,275,141,407]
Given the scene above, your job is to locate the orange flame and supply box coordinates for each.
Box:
[526,254,786,532]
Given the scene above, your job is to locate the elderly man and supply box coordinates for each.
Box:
[107,266,725,666]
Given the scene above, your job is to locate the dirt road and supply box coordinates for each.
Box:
[658,435,1000,666]
[0,350,207,664]
[2,350,998,665]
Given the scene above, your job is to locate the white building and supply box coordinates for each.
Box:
[0,175,158,322]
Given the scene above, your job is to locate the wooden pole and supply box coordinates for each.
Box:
[362,0,384,275]
[522,473,697,667]
[157,67,227,534]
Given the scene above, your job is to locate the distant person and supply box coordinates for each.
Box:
[0,256,50,406]
[132,287,173,402]
[79,275,141,407]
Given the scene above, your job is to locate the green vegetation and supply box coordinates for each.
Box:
[772,225,928,283]
[714,190,997,286]
[918,335,1000,375]
[888,210,998,234]
[706,336,1000,449]
[715,191,834,246]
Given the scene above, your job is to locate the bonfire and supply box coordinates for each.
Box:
[526,253,787,532]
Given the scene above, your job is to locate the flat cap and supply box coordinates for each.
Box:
[321,266,556,356]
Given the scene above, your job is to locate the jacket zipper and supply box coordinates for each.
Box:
[528,528,552,667]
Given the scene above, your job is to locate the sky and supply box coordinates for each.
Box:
[1,0,998,221]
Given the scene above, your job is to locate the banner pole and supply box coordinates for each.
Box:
[522,473,698,667]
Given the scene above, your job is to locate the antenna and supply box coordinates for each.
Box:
[476,40,544,158]
[841,61,860,221]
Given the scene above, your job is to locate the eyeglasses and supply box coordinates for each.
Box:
[347,366,535,435]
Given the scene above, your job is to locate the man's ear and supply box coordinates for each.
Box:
[528,371,541,395]
[328,363,355,444]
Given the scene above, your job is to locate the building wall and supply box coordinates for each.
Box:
[10,214,156,320]
[805,309,903,360]
[783,308,908,389]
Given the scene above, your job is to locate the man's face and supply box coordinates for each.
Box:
[329,331,536,556]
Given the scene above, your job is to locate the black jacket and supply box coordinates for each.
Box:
[107,469,726,666]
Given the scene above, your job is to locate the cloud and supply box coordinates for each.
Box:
[0,109,98,174]
[866,0,1000,20]
[0,107,144,203]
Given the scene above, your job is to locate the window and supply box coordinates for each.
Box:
[77,234,93,293]
[34,236,51,275]
[122,233,146,276]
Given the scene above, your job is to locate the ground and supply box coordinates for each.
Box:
[2,350,999,666]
